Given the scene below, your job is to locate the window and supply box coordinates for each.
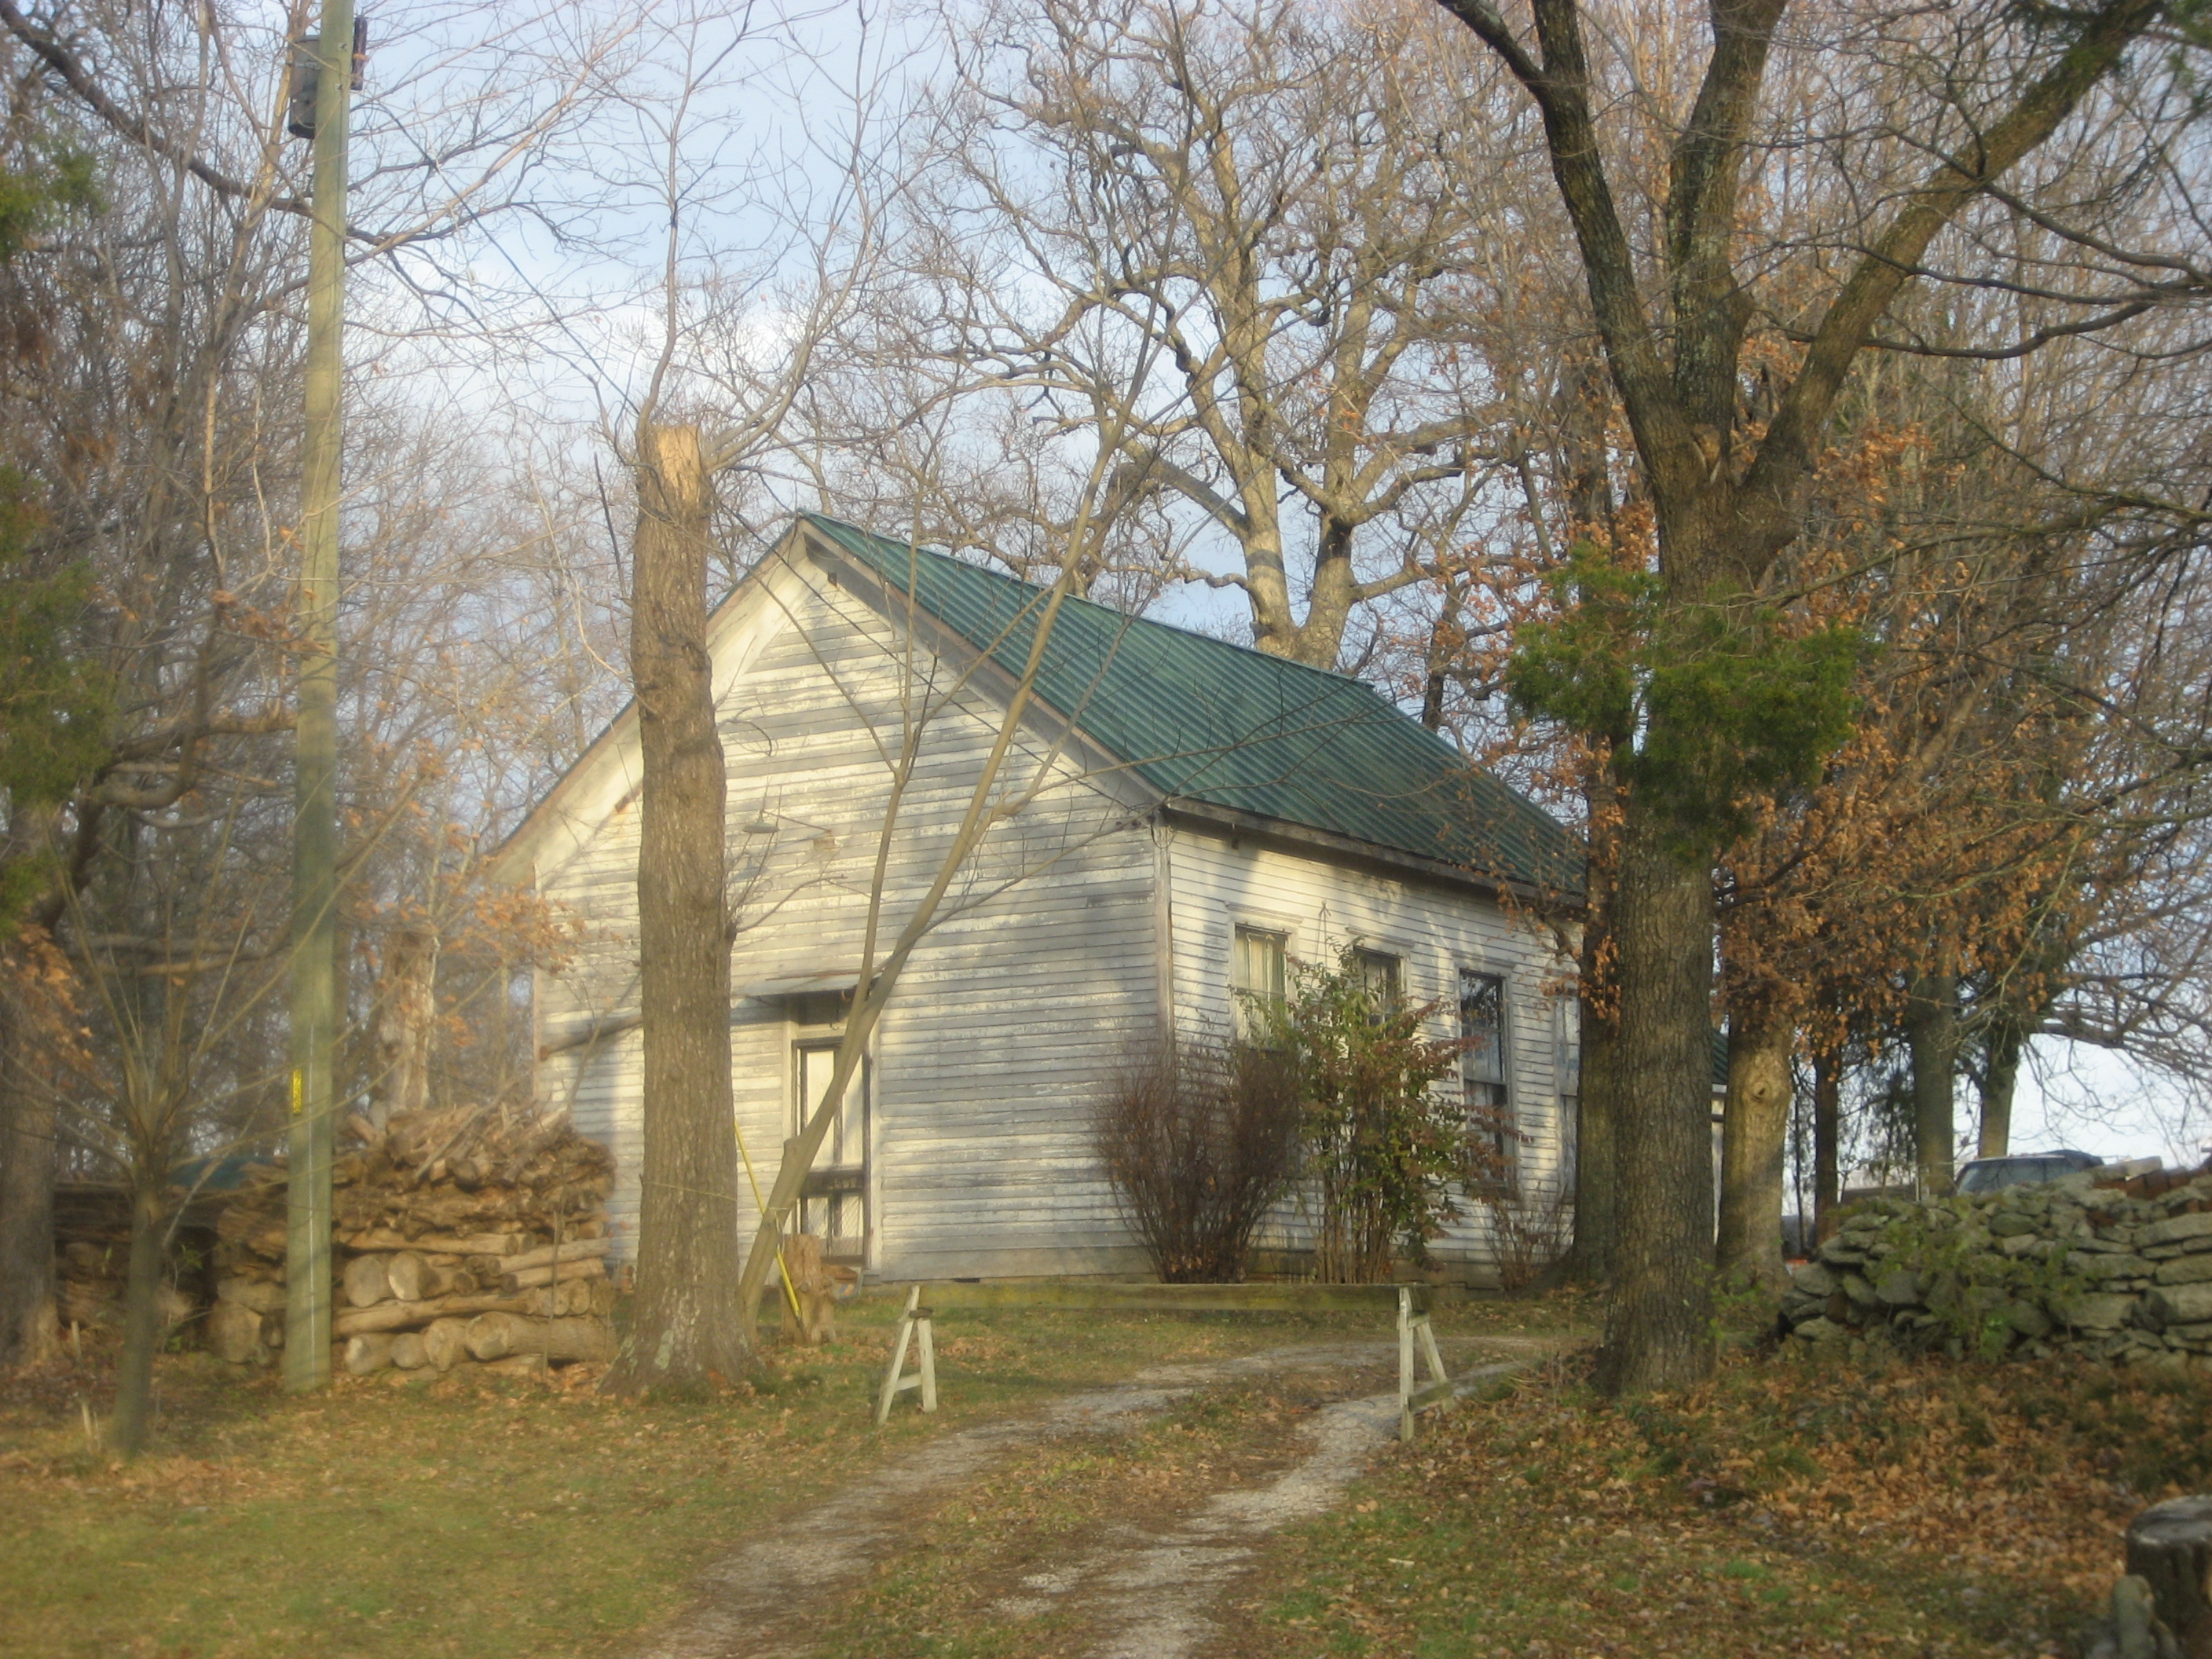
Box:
[1232,926,1287,1045]
[1460,969,1512,1185]
[1353,947,1401,1011]
[792,1041,870,1262]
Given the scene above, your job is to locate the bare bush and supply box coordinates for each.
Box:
[1094,1033,1302,1284]
[1480,1182,1573,1294]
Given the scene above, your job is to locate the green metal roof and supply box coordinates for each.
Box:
[804,515,1583,900]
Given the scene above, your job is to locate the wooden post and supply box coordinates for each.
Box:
[1397,1284,1453,1442]
[2127,1495,2212,1659]
[1398,1286,1416,1441]
[284,0,357,1396]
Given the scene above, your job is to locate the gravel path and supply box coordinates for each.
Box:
[627,1340,1535,1659]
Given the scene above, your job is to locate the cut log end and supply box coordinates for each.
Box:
[2126,1495,2212,1659]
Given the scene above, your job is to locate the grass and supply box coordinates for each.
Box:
[0,1287,1590,1659]
[1215,1339,2212,1659]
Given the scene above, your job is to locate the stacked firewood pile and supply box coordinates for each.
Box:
[208,1107,618,1377]
[53,1183,200,1337]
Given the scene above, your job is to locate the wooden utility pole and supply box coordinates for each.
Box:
[285,0,357,1394]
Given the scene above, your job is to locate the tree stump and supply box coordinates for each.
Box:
[780,1233,835,1346]
[2128,1496,2212,1658]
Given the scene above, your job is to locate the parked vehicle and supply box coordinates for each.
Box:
[1952,1150,2104,1196]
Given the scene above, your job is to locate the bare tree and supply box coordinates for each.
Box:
[1435,0,2200,1390]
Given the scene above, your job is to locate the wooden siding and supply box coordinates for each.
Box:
[533,553,1161,1279]
[1162,821,1577,1285]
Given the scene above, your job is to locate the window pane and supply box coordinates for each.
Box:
[1354,948,1401,1008]
[1460,969,1512,1182]
[1459,972,1505,1084]
[1232,927,1286,1043]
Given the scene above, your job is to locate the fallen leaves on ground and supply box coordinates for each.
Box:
[1228,1342,2212,1658]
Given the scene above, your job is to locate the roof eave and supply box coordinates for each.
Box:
[1159,798,1584,917]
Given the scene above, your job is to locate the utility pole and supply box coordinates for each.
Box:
[285,0,360,1393]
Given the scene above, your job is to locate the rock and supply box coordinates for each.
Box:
[2004,1300,2053,1339]
[1989,1210,2037,1237]
[2164,1320,2212,1347]
[2108,1573,2177,1659]
[1818,1242,1870,1267]
[2150,1284,2212,1326]
[1875,1269,1923,1306]
[1789,1262,1839,1298]
[2140,1210,2212,1248]
[2157,1254,2212,1286]
[2075,1253,2155,1282]
[1792,1317,1846,1343]
[1840,1271,1880,1307]
[2056,1293,2140,1332]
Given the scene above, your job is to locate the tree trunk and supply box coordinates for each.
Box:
[602,423,750,1397]
[0,1003,60,1368]
[1716,1005,1793,1291]
[1978,1013,2023,1159]
[1905,972,1958,1196]
[372,925,435,1130]
[110,1174,168,1456]
[1596,796,1717,1396]
[1564,756,1620,1285]
[1811,1042,1842,1243]
[1567,993,1617,1284]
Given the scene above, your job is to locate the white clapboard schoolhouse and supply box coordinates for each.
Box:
[496,515,1584,1285]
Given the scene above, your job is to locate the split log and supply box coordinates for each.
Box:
[342,1254,391,1309]
[344,1333,395,1375]
[390,1331,428,1370]
[422,1317,470,1373]
[474,1353,548,1378]
[207,1298,266,1364]
[342,1228,528,1256]
[497,1256,610,1294]
[215,1276,287,1315]
[501,1238,612,1275]
[463,1313,614,1364]
[332,1288,550,1338]
[384,1251,431,1302]
[2127,1496,2212,1658]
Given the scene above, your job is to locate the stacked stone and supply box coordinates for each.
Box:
[1782,1169,2212,1365]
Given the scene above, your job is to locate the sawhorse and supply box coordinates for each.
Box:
[873,1283,937,1425]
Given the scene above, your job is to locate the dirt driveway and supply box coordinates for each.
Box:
[628,1333,1566,1659]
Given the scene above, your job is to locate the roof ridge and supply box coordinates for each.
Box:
[798,511,1392,695]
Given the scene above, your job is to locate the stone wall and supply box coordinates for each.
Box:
[1782,1170,2212,1365]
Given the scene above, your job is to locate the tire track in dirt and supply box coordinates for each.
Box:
[993,1361,1524,1659]
[625,1342,1402,1659]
